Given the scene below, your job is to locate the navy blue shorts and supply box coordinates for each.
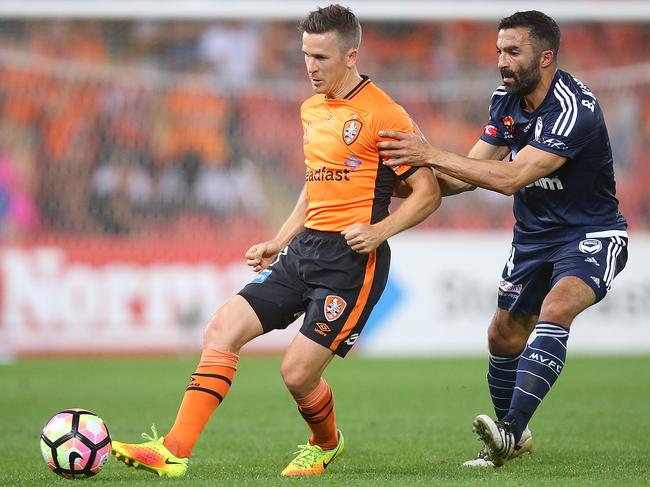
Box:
[498,230,628,316]
[238,229,391,357]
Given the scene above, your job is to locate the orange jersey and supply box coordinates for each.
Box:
[301,76,415,231]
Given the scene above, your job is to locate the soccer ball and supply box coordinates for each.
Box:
[40,408,111,479]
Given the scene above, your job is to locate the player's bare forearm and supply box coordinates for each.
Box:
[436,172,476,196]
[426,149,521,195]
[380,131,569,196]
[428,145,567,196]
[246,185,308,272]
[437,139,510,196]
[375,168,441,239]
[342,168,439,254]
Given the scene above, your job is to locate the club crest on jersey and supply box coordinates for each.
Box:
[324,295,347,321]
[502,115,516,134]
[342,119,363,145]
[579,239,603,254]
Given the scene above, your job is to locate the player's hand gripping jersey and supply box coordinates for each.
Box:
[480,69,627,244]
[302,75,416,231]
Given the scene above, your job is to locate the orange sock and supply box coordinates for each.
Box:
[163,348,239,458]
[295,378,338,450]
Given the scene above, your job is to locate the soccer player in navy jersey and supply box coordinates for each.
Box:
[378,10,628,467]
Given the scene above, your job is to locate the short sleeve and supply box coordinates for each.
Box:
[376,103,416,178]
[480,90,509,147]
[528,104,596,159]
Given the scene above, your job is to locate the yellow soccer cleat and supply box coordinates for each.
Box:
[111,425,189,478]
[281,431,344,477]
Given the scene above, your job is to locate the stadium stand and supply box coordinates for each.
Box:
[0,19,647,242]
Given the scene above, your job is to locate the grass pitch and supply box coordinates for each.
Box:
[1,355,649,486]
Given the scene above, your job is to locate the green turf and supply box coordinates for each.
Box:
[1,355,649,486]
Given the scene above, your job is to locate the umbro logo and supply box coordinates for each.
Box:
[314,322,332,337]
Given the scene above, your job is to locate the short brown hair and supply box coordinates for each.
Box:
[299,4,362,51]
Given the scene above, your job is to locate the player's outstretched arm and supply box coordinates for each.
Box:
[437,140,512,195]
[381,133,565,196]
[342,167,440,253]
[380,129,510,197]
[245,185,308,272]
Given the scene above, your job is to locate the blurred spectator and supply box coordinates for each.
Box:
[198,22,262,83]
[0,18,647,238]
[0,145,39,240]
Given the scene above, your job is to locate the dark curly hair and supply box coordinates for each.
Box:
[499,10,561,58]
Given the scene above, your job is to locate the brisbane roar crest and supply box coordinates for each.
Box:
[324,295,347,321]
[342,119,363,145]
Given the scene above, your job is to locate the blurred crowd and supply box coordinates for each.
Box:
[0,19,648,242]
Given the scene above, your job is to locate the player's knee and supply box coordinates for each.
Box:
[279,361,304,392]
[487,323,527,355]
[202,303,250,352]
[203,308,227,343]
[280,360,317,395]
[539,299,576,325]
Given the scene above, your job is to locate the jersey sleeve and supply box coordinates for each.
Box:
[528,101,597,159]
[479,89,509,146]
[376,103,417,179]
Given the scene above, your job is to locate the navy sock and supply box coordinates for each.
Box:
[487,352,522,420]
[504,321,569,442]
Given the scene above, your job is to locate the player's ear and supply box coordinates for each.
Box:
[540,49,554,68]
[345,47,358,67]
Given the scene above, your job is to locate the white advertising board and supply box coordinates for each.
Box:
[0,232,647,356]
[358,232,649,356]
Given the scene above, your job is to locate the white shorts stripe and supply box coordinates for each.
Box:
[603,240,615,286]
[605,240,623,289]
[585,230,628,238]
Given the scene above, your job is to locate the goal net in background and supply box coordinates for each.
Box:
[0,9,648,355]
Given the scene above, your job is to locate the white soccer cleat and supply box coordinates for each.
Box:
[472,414,528,467]
[462,446,494,467]
[511,427,534,460]
[463,425,533,467]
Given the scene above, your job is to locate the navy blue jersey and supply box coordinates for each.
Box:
[480,69,627,244]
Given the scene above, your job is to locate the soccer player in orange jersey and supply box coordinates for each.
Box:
[111,4,440,477]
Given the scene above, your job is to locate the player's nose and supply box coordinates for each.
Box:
[497,52,508,70]
[306,57,318,73]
